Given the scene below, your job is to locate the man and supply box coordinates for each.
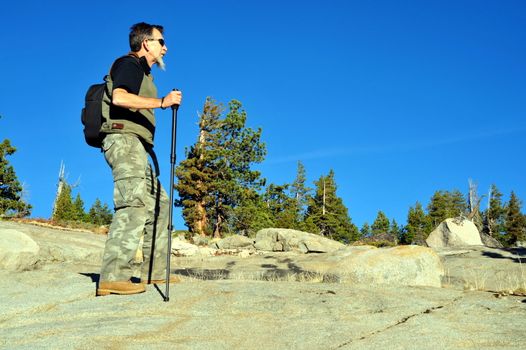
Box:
[96,22,182,296]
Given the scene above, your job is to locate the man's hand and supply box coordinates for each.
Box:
[163,90,182,108]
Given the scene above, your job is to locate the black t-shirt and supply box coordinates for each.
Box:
[111,55,151,94]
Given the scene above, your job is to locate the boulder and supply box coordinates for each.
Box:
[0,229,40,271]
[298,238,345,253]
[198,247,217,256]
[192,235,210,246]
[255,228,345,253]
[426,218,483,248]
[212,235,254,249]
[171,238,199,257]
[479,232,504,248]
[322,245,444,287]
[254,238,282,252]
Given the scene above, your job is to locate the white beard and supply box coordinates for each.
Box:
[156,56,166,71]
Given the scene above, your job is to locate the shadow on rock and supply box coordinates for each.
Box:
[79,272,100,283]
[173,268,232,280]
[481,247,526,263]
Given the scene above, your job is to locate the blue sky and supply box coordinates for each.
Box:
[1,0,525,230]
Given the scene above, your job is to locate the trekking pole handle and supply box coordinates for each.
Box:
[171,88,180,111]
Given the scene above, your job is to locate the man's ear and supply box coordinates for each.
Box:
[143,40,150,52]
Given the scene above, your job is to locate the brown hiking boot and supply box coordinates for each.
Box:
[141,275,182,285]
[96,281,146,296]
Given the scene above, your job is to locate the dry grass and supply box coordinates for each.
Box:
[444,253,526,295]
[176,269,330,283]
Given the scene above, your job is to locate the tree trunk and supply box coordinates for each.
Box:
[195,121,209,236]
[214,212,223,239]
[195,200,208,237]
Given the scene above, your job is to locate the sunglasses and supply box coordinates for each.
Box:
[147,38,165,47]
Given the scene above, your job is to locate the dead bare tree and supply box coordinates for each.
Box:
[51,161,80,218]
[466,179,485,230]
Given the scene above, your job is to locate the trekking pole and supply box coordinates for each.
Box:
[165,89,180,302]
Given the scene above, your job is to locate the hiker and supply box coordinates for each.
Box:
[96,22,182,296]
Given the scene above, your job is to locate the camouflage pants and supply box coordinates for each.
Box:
[100,133,169,282]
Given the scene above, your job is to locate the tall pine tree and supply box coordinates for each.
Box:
[263,183,294,228]
[88,198,113,226]
[427,190,467,228]
[389,219,401,244]
[175,98,266,238]
[402,202,430,244]
[0,122,32,217]
[360,222,371,238]
[483,184,506,238]
[52,184,74,221]
[369,211,396,245]
[175,99,218,236]
[371,211,390,237]
[289,161,310,229]
[232,189,273,236]
[503,191,526,245]
[304,170,359,243]
[72,193,87,222]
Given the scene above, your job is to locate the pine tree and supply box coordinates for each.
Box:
[402,202,430,244]
[52,184,74,221]
[175,98,266,238]
[371,211,390,237]
[389,219,401,244]
[360,222,371,238]
[369,211,396,245]
[305,170,359,243]
[0,128,32,217]
[99,203,113,225]
[289,161,310,228]
[88,198,113,226]
[427,190,467,228]
[483,184,506,238]
[427,191,447,228]
[503,191,526,245]
[449,190,468,217]
[232,189,273,236]
[72,193,87,222]
[263,183,293,228]
[88,198,102,224]
[175,99,220,236]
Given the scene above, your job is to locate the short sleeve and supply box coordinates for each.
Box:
[111,57,143,94]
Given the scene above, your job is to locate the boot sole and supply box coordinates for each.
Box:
[96,288,145,296]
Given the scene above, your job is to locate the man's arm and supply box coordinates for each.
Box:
[112,88,162,109]
[113,88,182,110]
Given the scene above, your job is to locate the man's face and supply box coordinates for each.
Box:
[146,28,167,70]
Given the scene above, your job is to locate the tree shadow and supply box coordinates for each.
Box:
[510,247,526,256]
[481,247,526,264]
[257,256,335,281]
[172,268,233,280]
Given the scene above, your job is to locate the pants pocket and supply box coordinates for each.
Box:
[114,177,147,209]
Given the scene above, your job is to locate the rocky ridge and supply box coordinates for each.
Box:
[1,220,525,349]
